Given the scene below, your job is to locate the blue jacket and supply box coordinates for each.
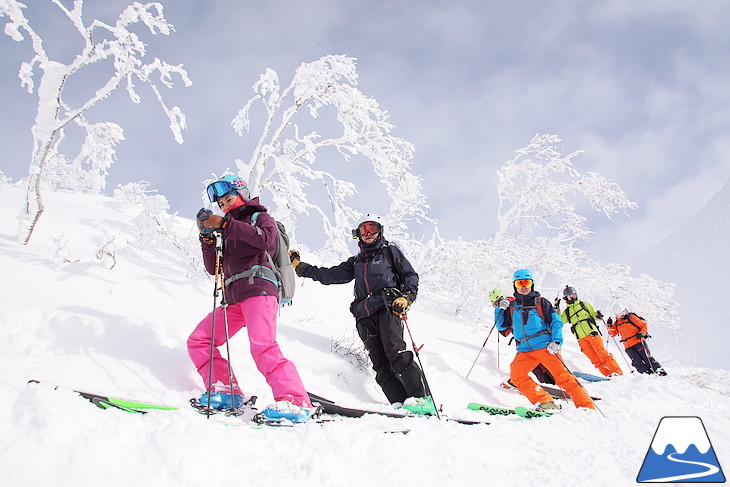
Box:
[495,291,564,352]
[298,239,418,321]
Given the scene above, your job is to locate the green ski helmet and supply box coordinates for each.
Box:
[489,289,504,302]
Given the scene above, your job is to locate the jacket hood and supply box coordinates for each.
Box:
[228,196,268,220]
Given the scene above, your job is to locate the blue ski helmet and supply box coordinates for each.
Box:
[206,174,250,202]
[512,269,533,281]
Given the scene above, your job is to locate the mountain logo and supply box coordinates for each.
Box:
[637,416,725,483]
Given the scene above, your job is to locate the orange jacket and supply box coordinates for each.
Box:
[607,313,648,349]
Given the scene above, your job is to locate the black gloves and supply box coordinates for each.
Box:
[636,332,645,340]
[606,317,613,326]
[596,310,603,320]
[196,208,228,233]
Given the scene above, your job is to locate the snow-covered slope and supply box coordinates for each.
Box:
[1,184,728,486]
[632,178,730,370]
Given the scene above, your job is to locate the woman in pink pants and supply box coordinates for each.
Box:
[190,174,312,422]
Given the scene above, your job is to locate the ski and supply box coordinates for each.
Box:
[28,380,177,414]
[27,381,410,431]
[468,402,553,419]
[514,406,552,418]
[570,371,610,382]
[467,402,515,416]
[308,392,489,425]
[500,381,601,401]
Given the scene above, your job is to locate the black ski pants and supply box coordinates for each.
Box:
[356,308,426,405]
[626,341,661,374]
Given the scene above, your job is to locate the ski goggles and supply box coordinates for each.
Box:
[207,180,244,202]
[565,293,577,301]
[514,278,533,289]
[357,221,381,237]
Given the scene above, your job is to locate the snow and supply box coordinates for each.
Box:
[1,183,729,486]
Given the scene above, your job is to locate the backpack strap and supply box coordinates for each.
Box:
[225,211,280,289]
[380,243,403,290]
[508,296,552,327]
[566,301,598,336]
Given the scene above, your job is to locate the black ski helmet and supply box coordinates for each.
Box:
[563,286,577,303]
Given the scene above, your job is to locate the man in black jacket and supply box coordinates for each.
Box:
[289,214,435,415]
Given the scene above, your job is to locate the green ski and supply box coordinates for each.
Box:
[28,380,177,414]
[514,406,552,418]
[467,402,516,416]
[468,402,554,419]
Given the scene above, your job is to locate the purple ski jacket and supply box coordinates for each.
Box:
[201,197,278,305]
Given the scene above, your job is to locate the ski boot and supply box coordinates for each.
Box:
[255,400,313,424]
[401,396,437,416]
[535,401,561,414]
[192,391,245,412]
[499,379,518,391]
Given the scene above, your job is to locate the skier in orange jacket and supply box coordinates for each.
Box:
[606,304,666,376]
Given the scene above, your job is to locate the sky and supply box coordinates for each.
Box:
[1,0,730,265]
[1,184,728,485]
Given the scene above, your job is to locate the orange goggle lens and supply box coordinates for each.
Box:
[514,279,533,288]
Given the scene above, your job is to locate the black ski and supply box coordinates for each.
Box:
[308,392,489,425]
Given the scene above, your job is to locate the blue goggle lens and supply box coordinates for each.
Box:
[206,181,236,202]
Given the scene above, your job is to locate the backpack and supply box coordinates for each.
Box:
[507,296,553,346]
[564,300,600,336]
[252,212,295,306]
[508,296,551,325]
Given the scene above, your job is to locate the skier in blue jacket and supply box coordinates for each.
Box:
[494,269,595,412]
[289,214,435,415]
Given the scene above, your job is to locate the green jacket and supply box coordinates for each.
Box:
[560,299,600,340]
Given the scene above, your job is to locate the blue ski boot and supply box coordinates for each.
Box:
[258,401,312,424]
[197,391,244,411]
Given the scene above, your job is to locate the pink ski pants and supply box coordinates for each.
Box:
[187,295,311,407]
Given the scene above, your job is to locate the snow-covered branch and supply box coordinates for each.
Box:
[231,55,430,258]
[1,0,191,244]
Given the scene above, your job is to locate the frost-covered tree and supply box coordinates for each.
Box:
[416,135,680,334]
[495,133,637,242]
[230,55,430,259]
[0,0,192,244]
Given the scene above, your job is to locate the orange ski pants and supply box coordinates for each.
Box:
[510,348,595,409]
[578,334,622,377]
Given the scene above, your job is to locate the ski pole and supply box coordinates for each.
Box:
[555,352,604,417]
[465,323,496,379]
[204,231,224,417]
[402,315,441,420]
[639,340,660,374]
[497,329,501,369]
[600,317,635,374]
[217,236,237,407]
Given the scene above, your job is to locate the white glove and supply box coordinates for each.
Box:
[547,342,561,355]
[498,298,510,310]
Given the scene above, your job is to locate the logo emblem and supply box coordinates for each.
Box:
[637,416,725,483]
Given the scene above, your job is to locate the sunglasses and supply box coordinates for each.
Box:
[514,279,533,289]
[358,221,380,237]
[565,293,577,301]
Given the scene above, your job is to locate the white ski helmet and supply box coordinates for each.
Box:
[352,213,384,239]
[612,303,627,317]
